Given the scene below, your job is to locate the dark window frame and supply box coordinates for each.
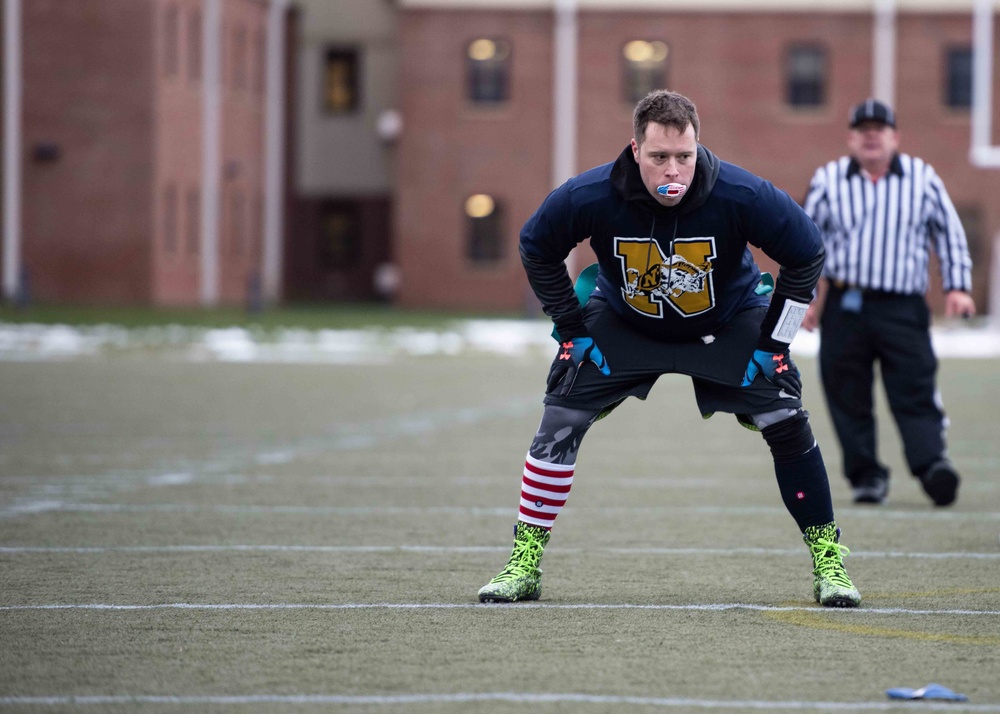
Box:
[187,9,202,83]
[254,28,267,95]
[232,23,249,91]
[465,37,511,105]
[323,47,361,114]
[229,190,246,257]
[163,2,180,77]
[163,184,178,255]
[186,188,200,256]
[944,45,973,109]
[318,201,362,270]
[465,195,505,264]
[785,44,828,108]
[621,39,669,105]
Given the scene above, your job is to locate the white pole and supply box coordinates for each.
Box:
[991,234,1000,326]
[553,0,578,275]
[201,0,222,306]
[3,0,23,302]
[552,0,576,190]
[971,0,1000,167]
[262,0,288,304]
[873,0,895,109]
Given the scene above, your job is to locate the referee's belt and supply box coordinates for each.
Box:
[830,280,898,298]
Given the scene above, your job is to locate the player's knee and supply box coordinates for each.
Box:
[530,405,602,465]
[539,405,601,432]
[759,409,815,460]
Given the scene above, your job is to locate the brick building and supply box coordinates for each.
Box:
[393,0,1000,315]
[1,0,998,313]
[1,0,293,307]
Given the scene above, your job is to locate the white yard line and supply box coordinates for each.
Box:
[4,502,998,521]
[1,602,999,616]
[0,544,998,559]
[0,693,997,711]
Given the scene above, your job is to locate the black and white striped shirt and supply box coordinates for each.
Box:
[803,153,973,295]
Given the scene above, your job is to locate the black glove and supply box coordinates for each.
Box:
[740,348,802,398]
[546,336,611,397]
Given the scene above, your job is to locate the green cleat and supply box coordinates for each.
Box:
[478,522,551,603]
[803,522,861,608]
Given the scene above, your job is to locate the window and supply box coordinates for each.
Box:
[465,194,504,263]
[786,45,826,107]
[229,191,246,256]
[945,46,972,108]
[324,48,359,113]
[253,193,264,261]
[622,40,669,104]
[319,202,361,269]
[232,24,248,91]
[188,10,202,82]
[186,188,200,255]
[163,184,178,254]
[466,38,510,104]
[254,28,267,95]
[163,3,180,77]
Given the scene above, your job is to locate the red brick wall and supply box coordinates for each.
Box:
[896,13,999,310]
[1,11,4,288]
[396,7,1000,315]
[13,0,272,308]
[22,0,156,304]
[153,0,205,305]
[152,0,269,307]
[216,0,267,306]
[395,9,554,312]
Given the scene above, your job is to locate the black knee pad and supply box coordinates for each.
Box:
[761,411,815,460]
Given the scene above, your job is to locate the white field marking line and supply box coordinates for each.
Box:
[0,693,998,711]
[2,603,998,616]
[1,544,998,560]
[0,396,541,519]
[19,503,1000,521]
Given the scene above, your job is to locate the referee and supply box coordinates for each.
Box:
[802,98,975,507]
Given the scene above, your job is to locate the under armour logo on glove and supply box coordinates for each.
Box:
[771,352,791,374]
[741,348,802,398]
[546,336,611,397]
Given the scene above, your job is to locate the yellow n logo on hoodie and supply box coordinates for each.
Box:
[615,236,716,317]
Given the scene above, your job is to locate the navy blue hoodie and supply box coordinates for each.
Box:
[520,144,824,350]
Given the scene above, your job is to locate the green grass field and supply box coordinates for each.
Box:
[0,302,522,330]
[1,349,998,712]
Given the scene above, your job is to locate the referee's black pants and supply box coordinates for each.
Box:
[818,286,946,487]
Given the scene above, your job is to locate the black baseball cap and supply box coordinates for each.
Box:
[848,98,896,129]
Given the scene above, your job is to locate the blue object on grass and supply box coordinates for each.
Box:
[886,684,968,701]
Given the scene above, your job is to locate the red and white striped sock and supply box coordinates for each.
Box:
[518,453,574,530]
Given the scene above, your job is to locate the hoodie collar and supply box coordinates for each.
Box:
[610,143,720,215]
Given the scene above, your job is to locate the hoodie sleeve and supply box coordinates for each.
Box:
[745,181,825,352]
[519,182,591,340]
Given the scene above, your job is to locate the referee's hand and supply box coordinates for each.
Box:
[944,290,975,319]
[801,303,821,332]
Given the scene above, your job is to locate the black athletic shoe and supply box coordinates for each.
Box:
[851,476,888,505]
[919,460,960,507]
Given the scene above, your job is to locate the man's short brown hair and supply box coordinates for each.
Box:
[633,90,700,145]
